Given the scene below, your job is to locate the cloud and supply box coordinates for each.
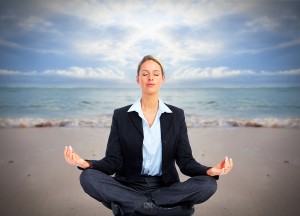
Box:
[0,67,124,79]
[29,1,229,61]
[18,16,53,32]
[0,67,125,80]
[1,66,300,87]
[0,0,299,87]
[273,69,300,76]
[245,16,279,32]
[0,66,129,87]
[0,39,62,54]
[0,69,37,76]
[235,38,300,54]
[56,0,299,68]
[169,67,300,82]
[0,69,20,75]
[170,67,255,80]
[43,67,126,80]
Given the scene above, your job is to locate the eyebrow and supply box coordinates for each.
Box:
[141,70,160,72]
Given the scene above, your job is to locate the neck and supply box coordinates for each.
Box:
[141,94,159,111]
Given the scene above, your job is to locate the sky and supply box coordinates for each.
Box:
[0,0,300,88]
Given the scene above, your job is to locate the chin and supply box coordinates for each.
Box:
[143,89,159,95]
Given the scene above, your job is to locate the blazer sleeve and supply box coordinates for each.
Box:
[175,109,211,177]
[87,110,123,175]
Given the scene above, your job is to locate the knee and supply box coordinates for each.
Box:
[206,176,217,196]
[194,176,218,197]
[80,169,108,192]
[79,169,96,192]
[188,176,217,204]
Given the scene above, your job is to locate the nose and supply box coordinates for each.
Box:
[148,74,154,81]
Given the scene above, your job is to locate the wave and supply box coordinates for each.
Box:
[0,117,300,129]
[0,118,112,128]
[185,118,300,128]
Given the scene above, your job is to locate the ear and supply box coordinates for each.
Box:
[162,75,165,83]
[136,75,140,84]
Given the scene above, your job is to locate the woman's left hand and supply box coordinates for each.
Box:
[207,156,233,176]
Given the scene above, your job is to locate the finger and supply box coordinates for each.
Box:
[64,150,74,164]
[74,152,80,161]
[66,146,71,155]
[64,146,71,163]
[73,153,78,162]
[71,150,75,160]
[67,146,77,164]
[226,157,232,170]
[64,146,68,158]
[72,151,80,162]
[68,146,73,158]
[70,146,78,160]
[64,146,71,159]
[225,156,231,169]
[223,158,233,174]
[65,146,72,160]
[73,153,80,165]
[221,168,225,175]
[222,157,229,175]
[220,158,226,167]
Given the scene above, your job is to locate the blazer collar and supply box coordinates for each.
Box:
[127,104,173,137]
[128,99,172,115]
[128,111,143,136]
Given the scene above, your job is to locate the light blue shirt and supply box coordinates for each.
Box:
[128,99,172,176]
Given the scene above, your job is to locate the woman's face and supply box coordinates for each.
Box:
[137,60,165,95]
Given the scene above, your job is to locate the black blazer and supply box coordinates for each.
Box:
[89,104,211,185]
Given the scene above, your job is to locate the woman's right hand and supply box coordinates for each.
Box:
[64,146,90,169]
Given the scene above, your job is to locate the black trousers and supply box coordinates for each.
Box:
[80,169,217,214]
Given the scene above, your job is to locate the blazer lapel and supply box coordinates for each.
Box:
[160,112,173,138]
[128,111,143,136]
[128,109,173,138]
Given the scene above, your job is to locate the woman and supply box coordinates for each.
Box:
[64,55,233,216]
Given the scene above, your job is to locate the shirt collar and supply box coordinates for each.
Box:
[128,99,172,114]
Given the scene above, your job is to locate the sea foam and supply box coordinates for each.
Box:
[1,117,299,128]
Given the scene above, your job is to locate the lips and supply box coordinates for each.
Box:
[147,83,155,87]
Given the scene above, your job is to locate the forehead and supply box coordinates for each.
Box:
[140,60,162,71]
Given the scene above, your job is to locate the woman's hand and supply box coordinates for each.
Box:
[207,156,233,176]
[64,146,90,169]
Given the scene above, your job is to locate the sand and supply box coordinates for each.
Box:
[0,127,299,216]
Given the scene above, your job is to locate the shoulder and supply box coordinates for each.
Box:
[113,104,132,116]
[164,103,184,116]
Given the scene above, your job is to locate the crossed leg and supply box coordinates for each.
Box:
[80,169,217,215]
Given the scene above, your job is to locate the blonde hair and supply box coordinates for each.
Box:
[137,55,164,76]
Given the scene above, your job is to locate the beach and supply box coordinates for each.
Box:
[0,127,299,216]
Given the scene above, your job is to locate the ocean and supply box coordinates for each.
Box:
[0,87,300,128]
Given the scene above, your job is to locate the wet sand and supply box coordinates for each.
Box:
[0,127,299,216]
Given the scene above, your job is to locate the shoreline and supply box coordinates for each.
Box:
[1,117,300,129]
[0,127,299,215]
